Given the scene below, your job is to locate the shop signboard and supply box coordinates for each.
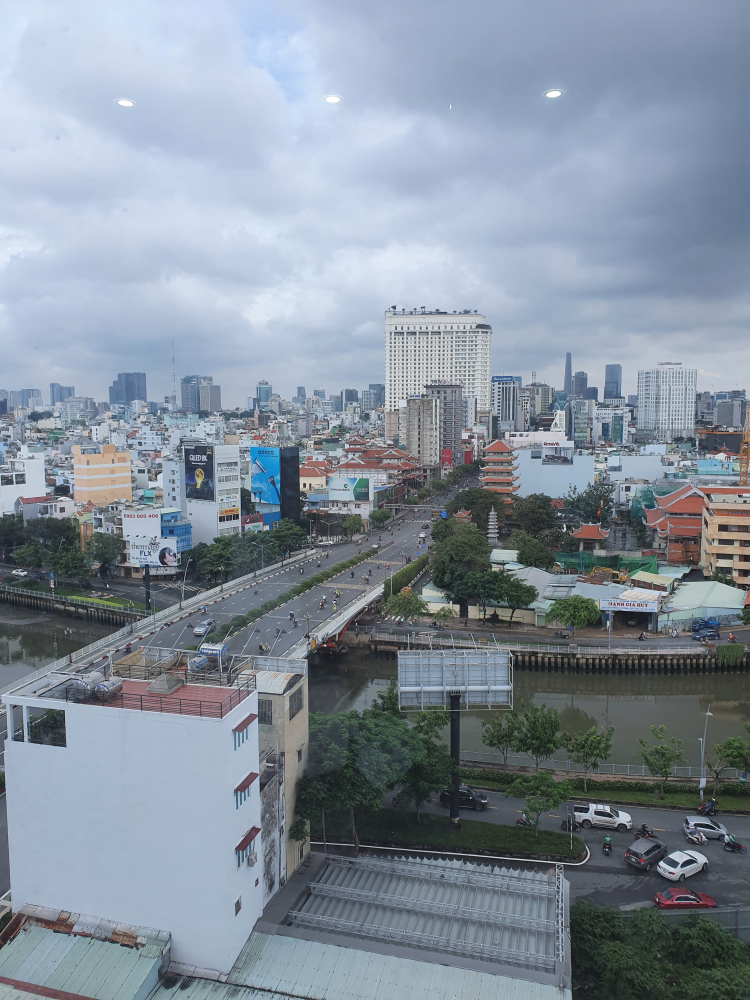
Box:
[185,445,215,501]
[129,536,178,568]
[599,598,659,613]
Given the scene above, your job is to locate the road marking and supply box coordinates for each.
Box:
[548,814,560,818]
[653,828,666,832]
[487,806,497,810]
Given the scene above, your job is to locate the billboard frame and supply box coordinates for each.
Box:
[397,650,513,711]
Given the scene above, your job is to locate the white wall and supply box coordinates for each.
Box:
[515,451,595,498]
[0,454,47,515]
[4,688,263,975]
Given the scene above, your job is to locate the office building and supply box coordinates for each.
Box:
[180,376,199,413]
[328,393,343,413]
[604,364,623,400]
[198,379,222,413]
[256,381,272,408]
[368,383,385,407]
[628,394,638,407]
[50,383,75,405]
[384,307,492,414]
[72,444,132,505]
[491,375,522,432]
[563,353,572,395]
[701,489,750,587]
[573,371,588,397]
[636,363,697,442]
[313,388,325,399]
[583,387,598,401]
[20,389,43,409]
[296,386,306,401]
[344,388,359,404]
[109,373,147,406]
[61,397,96,422]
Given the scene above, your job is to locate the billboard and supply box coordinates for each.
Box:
[600,598,659,613]
[328,476,372,502]
[441,448,452,470]
[128,536,178,568]
[185,445,215,501]
[121,509,161,540]
[397,650,513,710]
[250,447,282,505]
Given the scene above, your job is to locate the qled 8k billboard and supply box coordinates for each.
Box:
[185,445,215,501]
[250,447,282,505]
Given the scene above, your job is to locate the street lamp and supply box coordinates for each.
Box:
[179,555,192,608]
[699,705,713,803]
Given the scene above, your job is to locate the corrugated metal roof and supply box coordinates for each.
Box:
[0,921,167,1000]
[671,581,746,611]
[245,671,301,695]
[189,930,570,1000]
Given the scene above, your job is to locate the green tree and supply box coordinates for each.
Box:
[0,514,25,561]
[481,710,523,772]
[430,522,491,589]
[295,710,423,853]
[265,517,306,555]
[545,595,601,630]
[706,737,750,794]
[497,576,538,623]
[342,514,365,537]
[371,508,391,527]
[505,772,573,837]
[742,606,750,627]
[564,482,616,526]
[515,701,566,769]
[417,486,432,500]
[537,527,578,553]
[639,724,684,797]
[87,532,124,570]
[384,590,428,618]
[53,546,92,585]
[393,740,453,823]
[411,708,450,741]
[370,678,401,716]
[565,725,614,793]
[510,493,557,536]
[446,487,506,532]
[504,529,533,550]
[517,536,555,570]
[458,570,500,619]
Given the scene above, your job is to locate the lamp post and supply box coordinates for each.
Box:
[699,705,713,803]
[179,555,192,608]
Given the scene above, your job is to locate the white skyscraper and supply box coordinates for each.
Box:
[384,308,492,414]
[636,362,697,442]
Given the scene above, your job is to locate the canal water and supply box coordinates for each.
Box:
[5,607,750,770]
[308,646,750,768]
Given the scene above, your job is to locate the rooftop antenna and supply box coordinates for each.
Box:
[532,371,537,384]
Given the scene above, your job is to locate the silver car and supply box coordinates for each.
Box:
[683,815,727,840]
[193,619,216,637]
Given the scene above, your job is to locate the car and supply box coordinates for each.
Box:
[438,784,488,811]
[683,816,728,840]
[653,888,717,910]
[692,618,720,631]
[692,630,720,641]
[421,523,429,529]
[572,803,632,831]
[193,619,216,637]
[624,839,668,872]
[11,569,28,577]
[657,850,708,882]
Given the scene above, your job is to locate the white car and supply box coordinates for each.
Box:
[572,803,632,832]
[657,850,708,882]
[11,569,28,577]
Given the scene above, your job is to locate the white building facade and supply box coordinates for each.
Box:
[384,308,492,414]
[4,677,263,975]
[637,362,697,442]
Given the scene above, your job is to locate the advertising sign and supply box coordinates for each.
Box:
[328,476,372,502]
[185,445,215,501]
[599,598,659,613]
[250,447,282,505]
[121,510,161,540]
[441,448,452,469]
[128,537,178,568]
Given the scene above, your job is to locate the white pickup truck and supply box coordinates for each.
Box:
[572,803,632,832]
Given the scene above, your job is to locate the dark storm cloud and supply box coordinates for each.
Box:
[1,0,748,401]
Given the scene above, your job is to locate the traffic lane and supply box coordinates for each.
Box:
[420,789,750,905]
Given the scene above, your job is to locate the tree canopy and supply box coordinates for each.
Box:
[509,493,557,536]
[564,482,616,526]
[545,595,601,629]
[517,536,555,570]
[445,488,506,532]
[430,521,491,590]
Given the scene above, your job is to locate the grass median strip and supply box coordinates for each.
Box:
[310,807,585,862]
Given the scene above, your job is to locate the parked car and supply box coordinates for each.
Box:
[572,803,632,831]
[438,784,488,811]
[692,630,720,641]
[193,619,216,637]
[657,850,708,882]
[653,888,717,909]
[683,816,728,840]
[624,839,668,872]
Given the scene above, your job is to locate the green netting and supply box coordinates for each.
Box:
[553,552,658,575]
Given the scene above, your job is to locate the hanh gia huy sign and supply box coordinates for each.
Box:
[599,598,659,613]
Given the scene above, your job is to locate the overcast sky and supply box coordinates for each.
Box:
[2,0,748,406]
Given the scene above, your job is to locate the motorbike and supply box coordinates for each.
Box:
[603,842,612,856]
[553,630,568,639]
[724,840,748,854]
[561,817,582,833]
[291,620,298,628]
[697,801,718,817]
[686,830,708,846]
[729,635,739,643]
[634,826,657,840]
[638,632,647,641]
[516,816,536,828]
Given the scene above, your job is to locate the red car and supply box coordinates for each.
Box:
[653,888,717,910]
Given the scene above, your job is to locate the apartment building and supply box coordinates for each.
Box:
[0,448,47,515]
[72,443,133,504]
[637,362,697,442]
[700,489,750,587]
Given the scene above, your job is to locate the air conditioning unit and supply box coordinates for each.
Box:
[246,851,258,868]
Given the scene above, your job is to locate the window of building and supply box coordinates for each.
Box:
[27,708,66,747]
[234,771,258,810]
[258,699,273,725]
[297,747,303,763]
[289,686,304,720]
[233,712,256,750]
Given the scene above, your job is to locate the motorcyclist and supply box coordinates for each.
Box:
[603,835,612,848]
[639,822,651,837]
[639,631,646,641]
[729,632,736,643]
[704,798,717,815]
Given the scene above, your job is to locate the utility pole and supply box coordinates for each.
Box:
[449,690,461,831]
[143,563,151,611]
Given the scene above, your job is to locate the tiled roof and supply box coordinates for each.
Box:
[571,523,609,539]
